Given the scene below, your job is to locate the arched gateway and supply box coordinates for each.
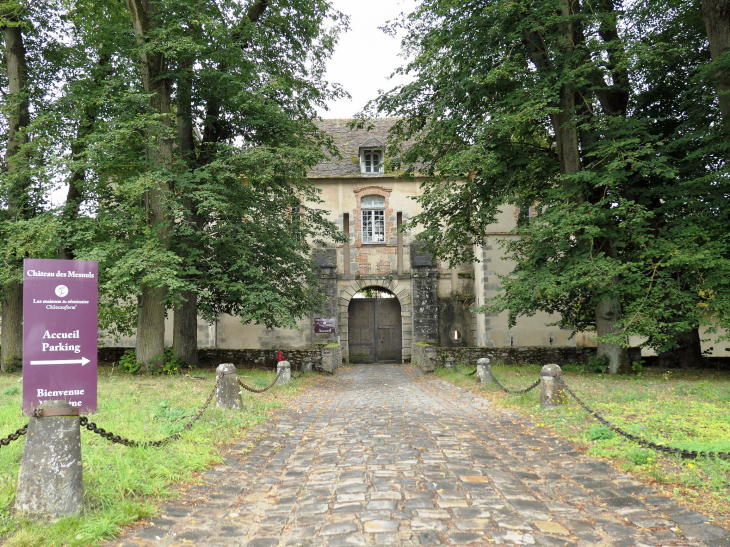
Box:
[339,278,412,364]
[348,287,402,363]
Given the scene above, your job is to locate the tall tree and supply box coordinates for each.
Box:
[371,0,730,372]
[124,0,176,372]
[0,1,30,371]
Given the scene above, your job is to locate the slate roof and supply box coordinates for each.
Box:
[309,119,398,179]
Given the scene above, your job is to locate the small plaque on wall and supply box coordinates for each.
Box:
[323,349,332,355]
[425,346,435,353]
[314,317,336,333]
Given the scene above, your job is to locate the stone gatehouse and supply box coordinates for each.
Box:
[100,119,730,361]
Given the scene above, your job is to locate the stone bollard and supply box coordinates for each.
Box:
[301,357,313,375]
[540,364,565,407]
[445,357,455,369]
[476,357,491,384]
[216,363,243,410]
[15,400,82,516]
[277,360,291,385]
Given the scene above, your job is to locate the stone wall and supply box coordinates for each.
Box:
[98,347,319,370]
[431,346,641,367]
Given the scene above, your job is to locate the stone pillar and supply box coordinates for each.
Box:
[411,242,439,343]
[277,360,291,385]
[445,356,455,369]
[301,357,313,374]
[319,346,341,374]
[15,400,82,516]
[476,357,491,384]
[313,249,339,346]
[216,363,243,410]
[540,364,565,407]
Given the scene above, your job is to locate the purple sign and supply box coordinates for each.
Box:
[425,346,434,353]
[323,349,332,355]
[314,317,336,334]
[23,259,98,415]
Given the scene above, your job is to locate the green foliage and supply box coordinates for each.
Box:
[0,359,21,374]
[626,448,654,466]
[1,386,19,396]
[1,0,349,364]
[118,347,187,375]
[587,425,616,441]
[117,350,141,375]
[369,0,730,360]
[158,347,186,375]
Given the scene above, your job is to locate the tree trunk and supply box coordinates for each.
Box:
[701,0,730,133]
[1,284,23,372]
[135,286,166,371]
[173,290,199,367]
[595,296,630,374]
[1,20,31,372]
[657,328,704,369]
[125,0,173,372]
[172,59,199,368]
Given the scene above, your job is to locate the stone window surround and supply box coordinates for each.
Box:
[338,277,413,363]
[352,185,394,247]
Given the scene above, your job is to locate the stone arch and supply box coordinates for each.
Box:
[339,277,412,363]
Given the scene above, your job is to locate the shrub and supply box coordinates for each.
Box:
[587,425,616,441]
[118,349,141,374]
[117,347,188,375]
[1,386,20,396]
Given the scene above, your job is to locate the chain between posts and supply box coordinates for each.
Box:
[488,369,541,394]
[237,369,283,393]
[79,375,222,448]
[454,362,477,377]
[0,424,28,448]
[555,376,729,461]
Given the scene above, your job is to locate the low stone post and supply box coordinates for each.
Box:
[301,357,313,375]
[445,357,455,369]
[277,360,291,385]
[216,363,243,410]
[15,400,82,516]
[540,364,565,407]
[476,357,491,384]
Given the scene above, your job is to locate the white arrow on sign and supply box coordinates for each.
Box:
[30,357,91,366]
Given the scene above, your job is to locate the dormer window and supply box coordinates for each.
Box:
[361,148,383,174]
[358,136,385,175]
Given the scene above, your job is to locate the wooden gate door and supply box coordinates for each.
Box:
[348,297,402,363]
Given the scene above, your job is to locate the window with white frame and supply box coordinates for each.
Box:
[361,195,385,243]
[360,148,383,174]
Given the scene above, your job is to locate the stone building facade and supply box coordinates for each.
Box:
[99,119,730,361]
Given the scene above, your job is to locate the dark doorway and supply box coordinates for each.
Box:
[348,289,402,363]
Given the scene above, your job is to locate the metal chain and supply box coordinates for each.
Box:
[238,369,283,394]
[555,377,728,461]
[454,362,477,377]
[488,370,541,394]
[79,375,222,448]
[0,423,28,448]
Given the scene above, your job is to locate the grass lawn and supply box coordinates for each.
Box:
[0,366,315,547]
[435,363,730,528]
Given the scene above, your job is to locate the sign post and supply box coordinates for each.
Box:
[314,317,336,334]
[22,259,98,415]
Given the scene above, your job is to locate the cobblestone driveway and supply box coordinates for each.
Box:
[114,365,730,547]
